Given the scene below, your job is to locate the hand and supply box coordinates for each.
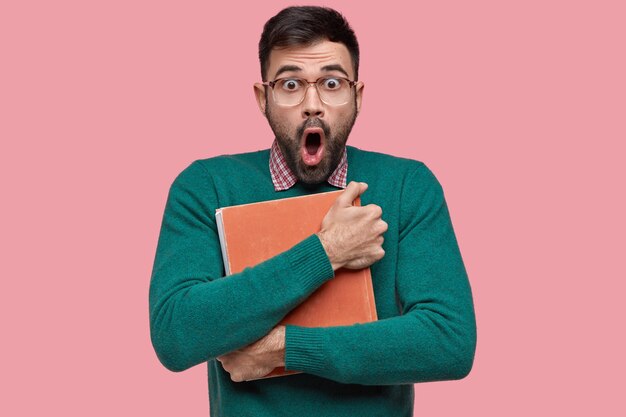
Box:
[217,326,286,382]
[317,181,387,270]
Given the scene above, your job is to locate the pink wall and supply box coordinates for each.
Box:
[2,0,624,415]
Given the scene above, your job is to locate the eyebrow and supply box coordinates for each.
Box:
[273,64,351,79]
[274,65,302,79]
[320,64,350,78]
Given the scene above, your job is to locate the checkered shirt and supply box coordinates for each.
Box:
[269,139,348,191]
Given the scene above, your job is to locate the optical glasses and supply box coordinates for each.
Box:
[262,76,357,106]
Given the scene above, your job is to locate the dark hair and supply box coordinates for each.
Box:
[258,6,360,81]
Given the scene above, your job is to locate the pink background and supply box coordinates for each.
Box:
[2,0,625,415]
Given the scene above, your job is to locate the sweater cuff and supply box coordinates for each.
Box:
[284,325,327,374]
[287,234,334,291]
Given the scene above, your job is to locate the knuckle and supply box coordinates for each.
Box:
[366,204,382,217]
[342,182,356,195]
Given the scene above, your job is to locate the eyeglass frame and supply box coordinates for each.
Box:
[261,76,359,106]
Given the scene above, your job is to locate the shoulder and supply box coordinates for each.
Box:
[347,146,440,192]
[193,149,270,175]
[347,146,424,169]
[172,149,269,183]
[167,149,270,204]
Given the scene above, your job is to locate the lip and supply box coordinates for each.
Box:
[300,127,325,166]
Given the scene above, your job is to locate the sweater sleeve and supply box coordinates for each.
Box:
[149,161,334,372]
[284,164,476,385]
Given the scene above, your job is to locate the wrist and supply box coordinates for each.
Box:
[316,231,343,271]
[268,326,286,367]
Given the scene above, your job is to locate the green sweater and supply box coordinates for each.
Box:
[149,146,476,417]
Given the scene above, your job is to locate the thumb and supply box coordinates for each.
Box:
[336,181,368,207]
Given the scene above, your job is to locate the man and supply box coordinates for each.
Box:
[150,6,476,417]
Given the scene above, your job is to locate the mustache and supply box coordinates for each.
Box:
[297,118,331,139]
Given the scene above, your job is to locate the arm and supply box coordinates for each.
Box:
[217,182,389,382]
[284,164,477,385]
[149,161,334,372]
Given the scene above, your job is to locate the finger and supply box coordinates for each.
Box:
[364,204,382,218]
[378,220,388,234]
[336,181,368,207]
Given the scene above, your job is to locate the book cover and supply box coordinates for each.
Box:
[215,190,378,378]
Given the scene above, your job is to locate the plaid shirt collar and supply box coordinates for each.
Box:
[269,139,348,191]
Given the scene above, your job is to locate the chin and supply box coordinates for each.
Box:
[295,160,332,185]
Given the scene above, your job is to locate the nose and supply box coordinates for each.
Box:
[301,83,324,119]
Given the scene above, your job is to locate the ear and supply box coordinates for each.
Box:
[254,83,267,116]
[355,81,364,115]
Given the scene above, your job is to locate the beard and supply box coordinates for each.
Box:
[265,101,358,185]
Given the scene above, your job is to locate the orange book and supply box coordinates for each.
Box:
[215,190,378,378]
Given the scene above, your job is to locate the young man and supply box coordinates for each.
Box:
[150,6,476,416]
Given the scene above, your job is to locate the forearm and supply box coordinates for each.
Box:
[285,250,476,385]
[285,297,476,385]
[150,234,332,372]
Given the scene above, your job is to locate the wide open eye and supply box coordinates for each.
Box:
[278,79,303,92]
[320,77,344,90]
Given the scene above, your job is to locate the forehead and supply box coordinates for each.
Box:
[266,40,354,79]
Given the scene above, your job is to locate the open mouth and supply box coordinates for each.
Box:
[305,133,321,155]
[300,127,325,166]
